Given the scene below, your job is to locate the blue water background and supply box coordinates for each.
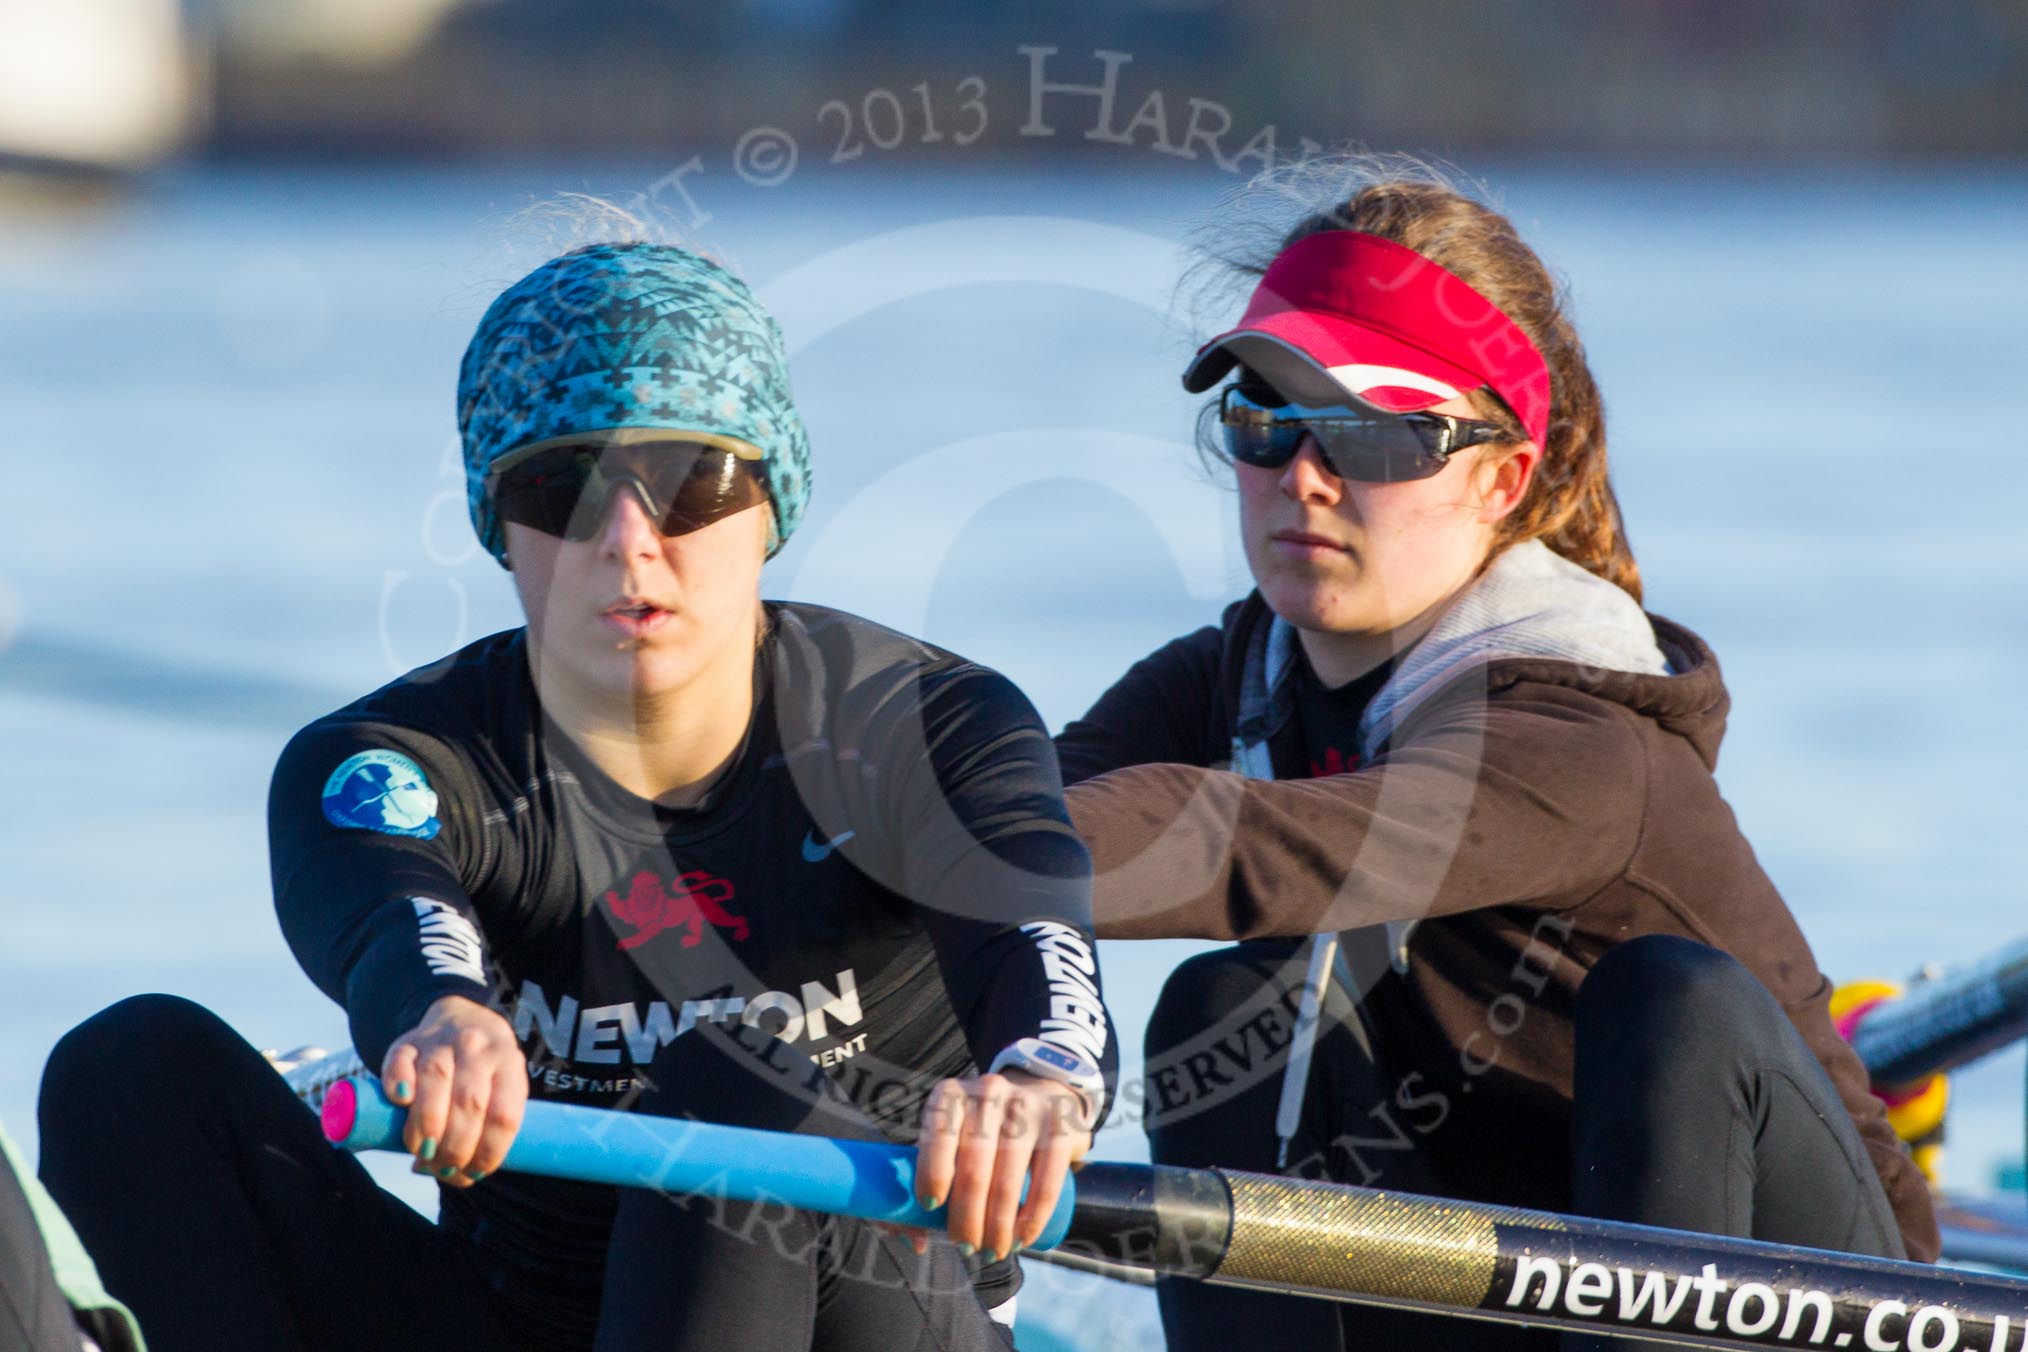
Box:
[2,160,2025,1345]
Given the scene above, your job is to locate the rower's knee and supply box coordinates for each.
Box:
[1579,936,1780,1049]
[1147,944,1300,1063]
[40,994,239,1124]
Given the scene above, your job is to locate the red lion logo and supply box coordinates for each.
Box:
[1308,747,1361,779]
[605,870,749,950]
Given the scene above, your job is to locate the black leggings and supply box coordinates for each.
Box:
[35,995,1011,1352]
[1144,934,1906,1352]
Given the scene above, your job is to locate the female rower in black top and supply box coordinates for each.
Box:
[38,238,1115,1352]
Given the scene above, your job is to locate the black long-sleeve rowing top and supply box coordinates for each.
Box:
[269,602,1115,1340]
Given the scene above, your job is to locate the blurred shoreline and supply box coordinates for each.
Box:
[11,1,2028,176]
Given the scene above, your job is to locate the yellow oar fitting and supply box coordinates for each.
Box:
[1831,979,1950,1182]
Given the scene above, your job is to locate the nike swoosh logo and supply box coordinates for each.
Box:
[802,829,855,863]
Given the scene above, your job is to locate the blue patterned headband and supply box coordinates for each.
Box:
[457,243,812,562]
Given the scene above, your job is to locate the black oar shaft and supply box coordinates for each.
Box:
[1852,937,2028,1086]
[1063,1164,2028,1352]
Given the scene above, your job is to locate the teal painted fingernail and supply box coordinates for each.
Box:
[437,1166,457,1179]
[464,1168,486,1182]
[393,1081,411,1101]
[956,1242,975,1257]
[419,1138,437,1161]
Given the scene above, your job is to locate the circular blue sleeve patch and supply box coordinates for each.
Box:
[321,749,442,840]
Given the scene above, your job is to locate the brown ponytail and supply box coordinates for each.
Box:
[1188,153,1643,603]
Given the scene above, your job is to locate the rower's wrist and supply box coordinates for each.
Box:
[423,993,495,1022]
[988,1037,1105,1130]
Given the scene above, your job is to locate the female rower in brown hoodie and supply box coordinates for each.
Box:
[1054,159,1936,1351]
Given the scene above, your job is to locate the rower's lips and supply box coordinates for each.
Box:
[599,606,674,638]
[1271,532,1354,556]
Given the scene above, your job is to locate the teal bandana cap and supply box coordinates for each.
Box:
[457,242,812,563]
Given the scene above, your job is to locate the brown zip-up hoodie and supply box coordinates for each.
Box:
[1058,550,1937,1261]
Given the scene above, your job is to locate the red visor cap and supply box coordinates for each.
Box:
[1182,231,1552,449]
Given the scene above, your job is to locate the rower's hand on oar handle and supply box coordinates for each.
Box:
[381,995,527,1190]
[914,1071,1092,1264]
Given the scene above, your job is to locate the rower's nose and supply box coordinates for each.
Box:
[1279,434,1345,505]
[586,478,662,557]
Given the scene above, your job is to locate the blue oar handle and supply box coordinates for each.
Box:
[321,1076,1076,1251]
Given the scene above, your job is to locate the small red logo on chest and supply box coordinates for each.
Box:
[1309,747,1360,778]
[605,870,749,950]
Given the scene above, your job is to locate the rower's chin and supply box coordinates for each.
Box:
[547,624,691,699]
[1258,566,1365,630]
[621,641,707,700]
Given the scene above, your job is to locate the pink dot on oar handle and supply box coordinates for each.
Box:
[321,1079,358,1143]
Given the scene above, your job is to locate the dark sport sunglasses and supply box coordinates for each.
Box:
[488,435,767,543]
[1219,384,1510,483]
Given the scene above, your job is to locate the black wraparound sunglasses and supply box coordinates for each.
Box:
[488,436,767,542]
[1219,384,1510,483]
